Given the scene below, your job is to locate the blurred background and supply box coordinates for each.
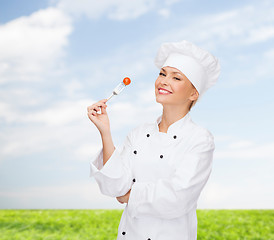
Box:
[0,0,273,209]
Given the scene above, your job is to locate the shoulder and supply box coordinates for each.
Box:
[187,118,215,150]
[191,121,214,139]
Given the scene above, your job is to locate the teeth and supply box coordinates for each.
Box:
[159,89,171,94]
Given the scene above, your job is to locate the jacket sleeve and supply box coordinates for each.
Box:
[127,131,215,219]
[90,131,134,198]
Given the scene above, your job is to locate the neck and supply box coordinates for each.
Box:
[158,104,189,133]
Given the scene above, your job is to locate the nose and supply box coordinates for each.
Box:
[159,75,169,86]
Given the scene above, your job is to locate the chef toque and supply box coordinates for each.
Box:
[154,40,220,99]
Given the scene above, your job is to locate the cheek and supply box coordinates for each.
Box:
[173,82,184,92]
[173,83,191,97]
[155,77,160,86]
[155,77,161,89]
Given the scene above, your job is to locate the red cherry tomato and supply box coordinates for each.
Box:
[123,77,131,85]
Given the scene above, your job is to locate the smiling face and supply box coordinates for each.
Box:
[155,66,199,108]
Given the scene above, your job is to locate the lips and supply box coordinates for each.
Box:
[158,88,172,94]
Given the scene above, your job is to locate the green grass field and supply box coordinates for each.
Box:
[0,210,273,240]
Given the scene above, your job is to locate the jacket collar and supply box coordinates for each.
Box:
[155,112,191,138]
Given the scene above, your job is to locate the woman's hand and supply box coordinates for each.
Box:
[116,189,131,204]
[87,99,110,134]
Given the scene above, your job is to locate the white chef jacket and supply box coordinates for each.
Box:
[90,112,215,240]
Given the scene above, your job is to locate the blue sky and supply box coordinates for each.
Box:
[0,0,273,209]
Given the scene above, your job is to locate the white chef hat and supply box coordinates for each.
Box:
[154,40,220,99]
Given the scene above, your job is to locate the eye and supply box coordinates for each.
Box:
[174,77,181,81]
[159,72,166,77]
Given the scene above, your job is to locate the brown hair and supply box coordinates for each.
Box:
[189,99,198,111]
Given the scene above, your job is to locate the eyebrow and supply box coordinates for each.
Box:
[161,68,183,76]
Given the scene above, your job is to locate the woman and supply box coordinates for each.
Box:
[87,40,220,240]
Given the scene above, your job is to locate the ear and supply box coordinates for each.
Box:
[189,88,199,101]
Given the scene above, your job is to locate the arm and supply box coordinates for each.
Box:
[87,99,114,166]
[127,132,215,219]
[90,132,134,197]
[88,100,133,197]
[100,131,115,166]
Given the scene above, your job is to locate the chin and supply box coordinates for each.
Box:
[155,95,172,105]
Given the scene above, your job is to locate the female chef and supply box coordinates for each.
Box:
[87,40,220,240]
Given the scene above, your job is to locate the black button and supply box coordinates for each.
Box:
[173,135,177,139]
[148,238,151,240]
[160,155,163,159]
[133,150,137,154]
[122,231,126,235]
[133,178,136,182]
[146,134,150,137]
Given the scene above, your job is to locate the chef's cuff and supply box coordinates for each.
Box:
[90,147,124,179]
[127,182,148,218]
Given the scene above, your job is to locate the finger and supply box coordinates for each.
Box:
[88,101,104,111]
[94,106,101,112]
[96,100,107,107]
[88,106,101,114]
[91,110,97,116]
[87,113,95,120]
[87,112,96,119]
[88,106,96,112]
[101,105,107,114]
[100,99,108,104]
[88,110,97,117]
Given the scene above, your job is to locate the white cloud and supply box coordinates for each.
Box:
[155,2,274,48]
[0,98,97,158]
[246,26,274,44]
[0,87,46,108]
[0,124,86,158]
[158,8,170,18]
[57,0,157,20]
[55,0,183,20]
[0,182,123,209]
[199,180,274,209]
[0,98,90,125]
[214,135,235,142]
[63,80,85,98]
[75,143,102,160]
[227,140,255,149]
[0,7,72,83]
[215,140,274,160]
[0,94,160,159]
[197,135,274,209]
[1,0,274,210]
[198,182,237,209]
[264,48,274,59]
[148,1,274,88]
[23,99,90,126]
[0,102,15,123]
[164,0,180,5]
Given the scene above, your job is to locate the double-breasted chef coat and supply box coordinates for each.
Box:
[90,112,215,240]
